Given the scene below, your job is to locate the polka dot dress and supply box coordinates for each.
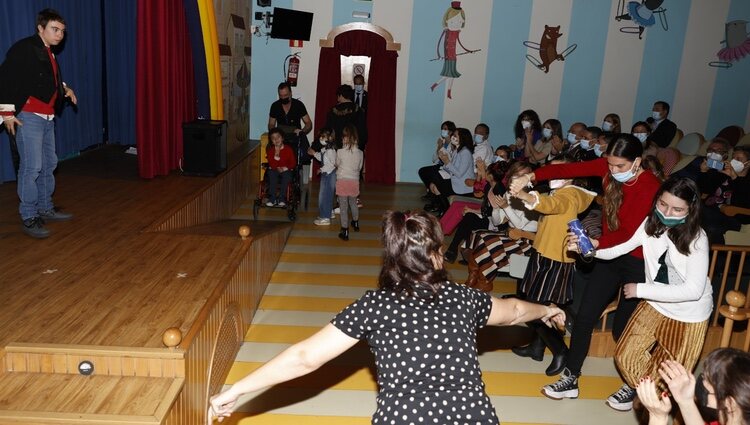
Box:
[331,281,499,425]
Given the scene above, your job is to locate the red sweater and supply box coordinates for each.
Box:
[267,144,296,170]
[534,158,661,259]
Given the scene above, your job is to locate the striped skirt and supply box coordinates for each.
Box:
[469,230,533,281]
[518,250,575,305]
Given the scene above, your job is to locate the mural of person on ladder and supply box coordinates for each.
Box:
[430,1,479,100]
[615,0,669,40]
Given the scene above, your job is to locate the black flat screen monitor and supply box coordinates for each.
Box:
[270,7,313,41]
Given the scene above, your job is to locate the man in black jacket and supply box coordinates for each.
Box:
[0,8,77,239]
[325,84,368,151]
[646,101,677,148]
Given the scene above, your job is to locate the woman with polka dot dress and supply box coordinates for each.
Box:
[208,210,566,425]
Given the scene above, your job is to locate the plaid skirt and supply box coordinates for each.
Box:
[519,250,575,305]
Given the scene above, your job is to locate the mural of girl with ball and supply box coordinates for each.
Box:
[430,1,478,99]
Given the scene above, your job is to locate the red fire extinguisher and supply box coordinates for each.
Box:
[285,54,300,87]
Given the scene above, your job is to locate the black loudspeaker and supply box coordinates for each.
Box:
[182,120,227,177]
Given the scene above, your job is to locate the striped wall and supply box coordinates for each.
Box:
[249,0,750,182]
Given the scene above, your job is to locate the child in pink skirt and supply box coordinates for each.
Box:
[335,124,364,241]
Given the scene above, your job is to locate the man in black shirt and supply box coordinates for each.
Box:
[646,101,677,148]
[325,84,367,151]
[268,82,312,137]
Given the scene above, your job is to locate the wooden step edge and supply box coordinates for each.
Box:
[5,343,185,359]
[0,411,160,424]
[152,377,185,421]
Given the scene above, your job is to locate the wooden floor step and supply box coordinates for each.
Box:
[0,371,183,424]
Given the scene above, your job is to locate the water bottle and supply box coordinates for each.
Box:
[568,219,595,258]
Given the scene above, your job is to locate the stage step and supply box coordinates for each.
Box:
[0,371,183,424]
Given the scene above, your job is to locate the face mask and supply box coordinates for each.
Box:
[319,138,327,146]
[611,161,638,183]
[542,128,553,139]
[633,132,648,143]
[695,374,720,423]
[521,120,532,130]
[549,179,566,189]
[731,159,746,173]
[280,97,291,105]
[593,144,604,157]
[450,137,459,146]
[602,121,613,132]
[354,84,364,93]
[474,134,484,144]
[440,129,449,138]
[580,139,591,150]
[567,132,578,144]
[655,207,688,227]
[652,111,662,121]
[707,152,724,162]
[494,155,505,163]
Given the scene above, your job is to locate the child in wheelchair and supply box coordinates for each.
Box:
[265,128,297,207]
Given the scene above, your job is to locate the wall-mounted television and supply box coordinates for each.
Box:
[270,7,313,41]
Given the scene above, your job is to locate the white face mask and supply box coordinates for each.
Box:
[549,179,567,189]
[652,111,662,121]
[580,139,591,150]
[602,121,613,132]
[731,159,747,173]
[633,132,648,143]
[707,152,724,162]
[542,128,553,139]
[567,132,578,144]
[319,138,327,146]
[521,120,532,130]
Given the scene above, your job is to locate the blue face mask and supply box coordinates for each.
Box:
[633,132,648,143]
[567,132,578,144]
[593,144,604,157]
[542,128,553,139]
[354,84,364,93]
[611,162,638,183]
[652,111,662,121]
[474,134,484,144]
[602,121,613,132]
[493,155,504,163]
[441,129,449,138]
[655,208,687,227]
[580,139,591,150]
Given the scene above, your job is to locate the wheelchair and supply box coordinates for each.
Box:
[253,132,309,221]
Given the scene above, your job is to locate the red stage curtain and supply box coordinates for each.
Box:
[136,0,196,178]
[314,30,397,184]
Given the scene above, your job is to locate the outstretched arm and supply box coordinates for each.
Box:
[208,323,358,423]
[487,297,565,328]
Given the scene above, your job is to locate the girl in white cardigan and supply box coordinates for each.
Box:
[570,177,713,411]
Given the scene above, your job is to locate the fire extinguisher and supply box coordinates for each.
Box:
[284,53,300,87]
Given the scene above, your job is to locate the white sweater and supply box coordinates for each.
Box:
[314,147,337,175]
[595,219,713,323]
[490,195,539,232]
[335,146,363,180]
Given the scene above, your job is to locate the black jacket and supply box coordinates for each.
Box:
[647,118,677,148]
[325,101,368,150]
[0,34,66,115]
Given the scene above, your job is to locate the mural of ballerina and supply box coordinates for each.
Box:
[709,20,750,68]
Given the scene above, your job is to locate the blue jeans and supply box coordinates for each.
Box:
[318,171,336,218]
[266,169,292,203]
[16,112,57,220]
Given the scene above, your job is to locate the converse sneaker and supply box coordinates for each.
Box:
[38,208,73,222]
[277,201,286,208]
[606,383,636,411]
[313,217,331,226]
[265,201,275,207]
[22,217,50,239]
[542,367,579,400]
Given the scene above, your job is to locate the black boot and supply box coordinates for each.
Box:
[338,227,349,241]
[511,333,544,362]
[351,220,360,232]
[537,325,568,376]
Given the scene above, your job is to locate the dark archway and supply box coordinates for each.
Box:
[314,24,399,184]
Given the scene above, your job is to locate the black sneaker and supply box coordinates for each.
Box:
[542,367,579,400]
[22,217,50,239]
[38,208,73,222]
[606,383,636,411]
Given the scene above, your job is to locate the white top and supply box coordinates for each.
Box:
[473,139,494,170]
[595,219,713,323]
[335,146,363,180]
[314,146,337,175]
[491,194,539,232]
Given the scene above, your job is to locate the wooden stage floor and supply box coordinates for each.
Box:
[0,145,280,350]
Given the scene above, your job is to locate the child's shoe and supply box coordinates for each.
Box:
[351,220,359,232]
[314,217,331,226]
[338,227,349,241]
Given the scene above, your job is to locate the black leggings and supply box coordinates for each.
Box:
[418,164,442,189]
[566,254,644,376]
[446,213,488,255]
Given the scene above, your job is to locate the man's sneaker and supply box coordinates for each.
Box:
[333,207,340,215]
[542,367,579,400]
[313,217,331,226]
[606,384,636,411]
[38,208,72,222]
[277,201,286,208]
[22,217,50,239]
[265,201,275,207]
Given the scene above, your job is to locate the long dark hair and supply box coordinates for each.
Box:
[702,348,750,425]
[456,128,474,154]
[378,211,449,299]
[603,134,644,231]
[644,177,702,255]
[514,109,542,139]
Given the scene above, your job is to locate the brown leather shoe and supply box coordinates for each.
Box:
[474,272,493,293]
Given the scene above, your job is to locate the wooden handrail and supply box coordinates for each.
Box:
[720,205,750,217]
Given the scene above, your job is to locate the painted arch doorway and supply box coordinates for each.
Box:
[314,23,400,184]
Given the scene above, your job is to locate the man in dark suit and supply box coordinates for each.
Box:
[353,74,368,113]
[0,8,77,239]
[325,84,367,151]
[647,100,677,148]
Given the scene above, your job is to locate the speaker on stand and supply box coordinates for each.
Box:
[182,120,227,176]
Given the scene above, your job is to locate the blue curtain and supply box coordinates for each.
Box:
[0,1,136,182]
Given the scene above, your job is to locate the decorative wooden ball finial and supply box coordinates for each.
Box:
[162,327,183,348]
[725,290,746,312]
[239,225,251,240]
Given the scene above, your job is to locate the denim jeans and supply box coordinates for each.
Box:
[16,112,57,220]
[318,172,336,219]
[266,169,292,203]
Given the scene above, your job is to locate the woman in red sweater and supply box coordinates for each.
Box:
[510,134,661,411]
[265,128,297,207]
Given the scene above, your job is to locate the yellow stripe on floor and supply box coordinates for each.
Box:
[245,324,320,343]
[292,223,381,232]
[259,296,353,312]
[225,361,622,399]
[288,236,382,248]
[270,271,377,287]
[222,412,552,425]
[280,252,382,265]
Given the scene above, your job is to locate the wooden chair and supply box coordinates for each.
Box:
[715,125,745,147]
[718,290,749,351]
[668,128,684,148]
[720,205,750,246]
[507,228,535,279]
[674,132,705,156]
[737,133,750,147]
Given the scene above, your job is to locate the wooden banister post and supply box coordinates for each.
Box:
[718,291,749,348]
